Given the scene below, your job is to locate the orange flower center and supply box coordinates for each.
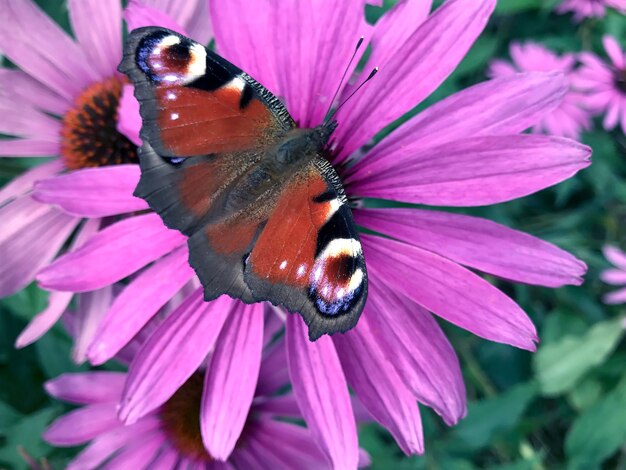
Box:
[60,76,138,170]
[160,373,213,462]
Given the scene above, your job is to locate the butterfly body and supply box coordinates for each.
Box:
[120,27,367,340]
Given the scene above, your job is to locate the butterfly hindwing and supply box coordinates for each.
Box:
[244,158,367,340]
[120,27,367,338]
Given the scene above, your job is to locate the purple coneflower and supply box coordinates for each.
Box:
[573,36,626,134]
[488,42,591,139]
[35,0,591,460]
[44,307,368,469]
[556,0,626,20]
[601,245,626,304]
[0,0,210,349]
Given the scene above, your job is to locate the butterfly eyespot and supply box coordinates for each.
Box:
[165,157,186,165]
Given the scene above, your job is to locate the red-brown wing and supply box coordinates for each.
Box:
[244,158,368,340]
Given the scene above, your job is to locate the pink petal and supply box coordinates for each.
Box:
[355,208,586,287]
[363,235,538,350]
[600,269,626,285]
[348,135,591,207]
[0,94,62,140]
[235,420,328,469]
[365,282,466,425]
[286,315,358,470]
[45,372,125,405]
[68,0,122,79]
[604,245,626,270]
[357,72,568,172]
[119,291,233,424]
[604,287,626,304]
[363,0,433,71]
[253,394,301,418]
[333,314,424,455]
[0,196,78,297]
[124,0,188,35]
[33,165,147,217]
[0,68,70,115]
[140,0,213,44]
[210,0,371,126]
[100,431,165,470]
[88,246,194,365]
[44,403,120,446]
[201,302,264,460]
[73,287,113,363]
[0,139,60,157]
[117,85,142,146]
[334,0,496,160]
[256,337,290,396]
[0,160,62,206]
[15,291,73,348]
[16,218,99,347]
[66,418,160,470]
[0,0,97,100]
[37,213,185,292]
[603,35,625,69]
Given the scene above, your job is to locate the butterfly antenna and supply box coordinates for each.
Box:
[328,66,379,119]
[323,36,365,122]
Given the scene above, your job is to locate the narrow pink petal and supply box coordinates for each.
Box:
[149,444,179,470]
[100,432,165,470]
[117,85,142,146]
[66,418,160,470]
[253,394,301,418]
[286,315,358,470]
[365,281,466,425]
[363,0,433,71]
[363,235,538,350]
[0,196,78,297]
[119,291,233,424]
[33,165,147,217]
[202,303,264,460]
[16,218,100,347]
[600,269,626,285]
[0,68,70,115]
[124,0,188,34]
[45,372,125,405]
[0,0,97,99]
[68,0,122,79]
[211,0,370,126]
[358,449,371,468]
[235,420,328,469]
[88,246,194,365]
[73,286,113,363]
[348,135,591,207]
[356,208,586,287]
[603,35,625,69]
[604,245,626,270]
[15,291,73,348]
[0,94,62,140]
[358,72,568,172]
[37,213,185,292]
[334,0,496,159]
[333,314,424,455]
[256,337,289,396]
[0,160,62,206]
[604,287,626,304]
[0,139,60,157]
[43,403,119,446]
[141,0,212,44]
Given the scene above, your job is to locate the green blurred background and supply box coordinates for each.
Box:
[1,1,626,469]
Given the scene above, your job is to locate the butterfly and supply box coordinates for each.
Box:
[119,27,367,340]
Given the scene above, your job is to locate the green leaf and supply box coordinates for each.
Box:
[494,0,542,14]
[534,319,625,396]
[565,379,626,469]
[567,378,603,411]
[450,382,537,450]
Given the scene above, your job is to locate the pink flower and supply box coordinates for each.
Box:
[43,309,370,469]
[573,36,626,134]
[556,0,626,21]
[488,42,592,139]
[601,245,626,304]
[0,0,211,348]
[36,0,591,459]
